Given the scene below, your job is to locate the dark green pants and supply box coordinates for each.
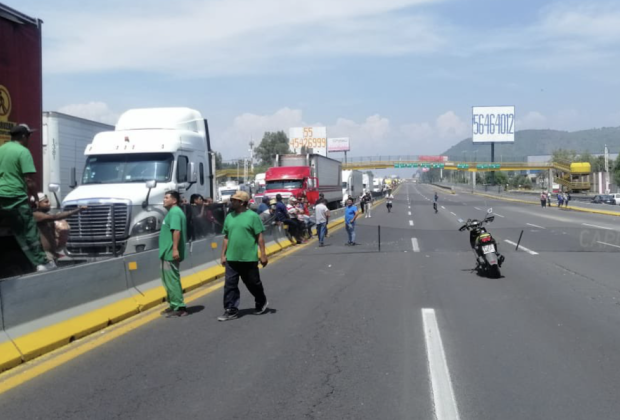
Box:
[161,260,186,310]
[0,197,47,266]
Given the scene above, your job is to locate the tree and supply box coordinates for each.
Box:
[551,148,578,163]
[214,152,223,170]
[613,158,620,187]
[493,171,508,186]
[255,131,291,166]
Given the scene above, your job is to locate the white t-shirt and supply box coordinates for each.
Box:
[386,194,394,204]
[315,203,329,224]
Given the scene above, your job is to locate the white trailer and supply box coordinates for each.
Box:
[342,170,363,204]
[363,172,374,193]
[42,112,114,202]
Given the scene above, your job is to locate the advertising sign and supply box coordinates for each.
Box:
[289,127,327,156]
[0,7,43,185]
[327,137,350,152]
[472,106,515,143]
[418,155,448,162]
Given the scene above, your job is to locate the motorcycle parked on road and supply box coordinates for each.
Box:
[458,210,505,278]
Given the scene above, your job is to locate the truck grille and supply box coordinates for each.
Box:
[64,203,130,241]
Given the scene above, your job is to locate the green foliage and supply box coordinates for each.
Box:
[614,158,620,186]
[255,131,291,166]
[493,171,508,186]
[551,148,578,163]
[214,152,223,170]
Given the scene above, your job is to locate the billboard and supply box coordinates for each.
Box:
[327,137,350,152]
[418,155,448,162]
[0,6,43,185]
[289,127,327,156]
[472,106,515,143]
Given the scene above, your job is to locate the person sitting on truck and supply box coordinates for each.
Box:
[34,193,86,263]
[190,194,210,238]
[0,124,55,272]
[257,196,270,214]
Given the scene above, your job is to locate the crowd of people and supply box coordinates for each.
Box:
[540,190,571,208]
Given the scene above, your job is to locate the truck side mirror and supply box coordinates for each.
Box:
[143,180,157,208]
[189,162,197,184]
[48,183,61,209]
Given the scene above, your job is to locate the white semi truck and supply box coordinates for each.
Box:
[62,108,215,258]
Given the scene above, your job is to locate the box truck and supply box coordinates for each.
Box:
[342,170,363,204]
[265,154,342,209]
[42,112,115,202]
[62,108,215,258]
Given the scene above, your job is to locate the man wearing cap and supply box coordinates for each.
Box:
[33,193,86,263]
[218,190,269,321]
[0,124,55,271]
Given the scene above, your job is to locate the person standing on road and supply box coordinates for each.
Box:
[364,191,373,218]
[386,192,394,213]
[159,191,189,317]
[0,124,54,272]
[540,190,547,208]
[218,191,269,322]
[557,192,563,208]
[565,192,571,208]
[315,198,330,247]
[344,198,359,246]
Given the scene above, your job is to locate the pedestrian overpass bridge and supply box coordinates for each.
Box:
[216,158,592,191]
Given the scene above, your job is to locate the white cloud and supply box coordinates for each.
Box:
[57,102,119,125]
[216,107,304,159]
[517,111,548,130]
[39,0,445,76]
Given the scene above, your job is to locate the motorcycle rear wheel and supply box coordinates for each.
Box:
[488,265,501,279]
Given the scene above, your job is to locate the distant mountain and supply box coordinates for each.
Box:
[442,127,620,161]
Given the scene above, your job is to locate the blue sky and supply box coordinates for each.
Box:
[9,0,620,160]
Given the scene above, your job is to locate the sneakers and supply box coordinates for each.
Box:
[217,309,239,322]
[166,308,189,318]
[36,261,57,272]
[255,301,269,315]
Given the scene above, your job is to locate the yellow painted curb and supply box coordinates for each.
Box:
[0,342,22,373]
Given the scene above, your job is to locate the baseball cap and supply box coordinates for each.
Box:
[231,191,250,202]
[10,124,37,136]
[289,196,297,202]
[37,193,47,202]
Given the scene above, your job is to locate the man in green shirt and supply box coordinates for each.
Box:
[159,190,188,317]
[0,124,54,271]
[218,191,269,321]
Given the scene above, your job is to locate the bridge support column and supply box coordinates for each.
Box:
[472,170,476,192]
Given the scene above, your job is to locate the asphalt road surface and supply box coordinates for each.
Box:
[2,182,620,419]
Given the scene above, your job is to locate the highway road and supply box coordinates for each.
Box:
[2,182,620,419]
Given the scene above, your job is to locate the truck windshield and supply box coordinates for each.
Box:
[82,153,174,184]
[266,180,303,190]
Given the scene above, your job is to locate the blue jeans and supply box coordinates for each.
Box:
[317,223,326,244]
[345,222,356,244]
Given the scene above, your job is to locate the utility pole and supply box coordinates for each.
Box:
[249,139,255,173]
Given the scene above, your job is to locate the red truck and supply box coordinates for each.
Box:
[264,154,342,209]
[0,4,44,277]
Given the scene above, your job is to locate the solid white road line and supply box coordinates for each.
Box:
[526,223,545,229]
[474,207,481,211]
[441,206,446,209]
[408,211,412,216]
[422,308,461,420]
[409,220,414,226]
[450,212,457,216]
[494,213,504,218]
[504,239,539,255]
[412,238,420,252]
[597,241,620,249]
[583,223,614,231]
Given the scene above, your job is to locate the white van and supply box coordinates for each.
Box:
[609,193,620,205]
[62,108,215,257]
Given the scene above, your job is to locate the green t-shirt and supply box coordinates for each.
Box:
[159,206,187,262]
[0,141,36,198]
[223,209,265,262]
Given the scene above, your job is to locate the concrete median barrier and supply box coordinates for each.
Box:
[0,217,333,373]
